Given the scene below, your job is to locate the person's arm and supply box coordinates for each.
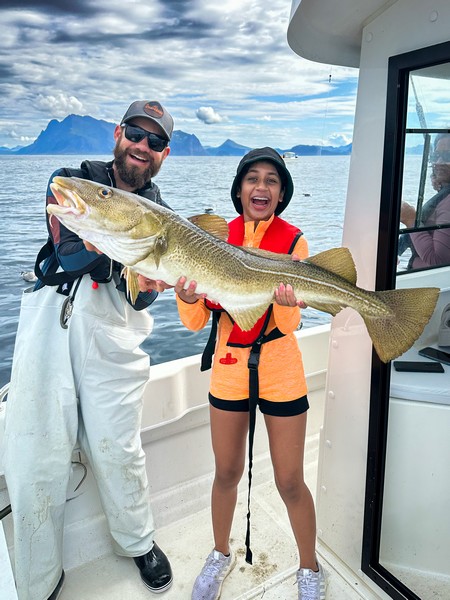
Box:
[400,202,416,228]
[46,169,163,310]
[175,277,210,331]
[409,194,450,266]
[46,169,113,280]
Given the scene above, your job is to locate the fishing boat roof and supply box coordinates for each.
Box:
[287,0,396,67]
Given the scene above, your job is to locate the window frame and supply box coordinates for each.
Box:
[362,40,450,600]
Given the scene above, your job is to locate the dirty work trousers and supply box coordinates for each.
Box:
[3,277,155,600]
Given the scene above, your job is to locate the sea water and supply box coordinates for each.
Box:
[0,154,351,387]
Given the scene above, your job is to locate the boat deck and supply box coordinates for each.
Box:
[0,330,386,599]
[47,433,376,600]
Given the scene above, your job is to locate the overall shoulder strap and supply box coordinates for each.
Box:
[34,239,80,286]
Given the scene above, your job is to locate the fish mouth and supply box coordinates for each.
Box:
[49,176,88,217]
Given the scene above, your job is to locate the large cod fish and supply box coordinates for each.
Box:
[48,176,439,363]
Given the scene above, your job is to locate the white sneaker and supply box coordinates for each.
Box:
[297,562,326,599]
[191,549,236,600]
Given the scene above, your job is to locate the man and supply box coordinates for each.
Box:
[3,100,174,600]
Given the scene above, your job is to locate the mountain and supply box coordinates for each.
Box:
[170,130,207,156]
[17,115,116,155]
[0,114,352,156]
[206,139,251,156]
[289,142,352,156]
[0,145,23,154]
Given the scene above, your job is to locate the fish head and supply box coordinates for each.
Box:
[47,176,166,264]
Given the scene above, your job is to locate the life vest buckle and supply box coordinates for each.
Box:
[248,349,261,370]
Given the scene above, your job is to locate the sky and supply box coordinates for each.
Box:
[0,0,360,150]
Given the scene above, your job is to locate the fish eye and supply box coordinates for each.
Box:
[98,187,113,200]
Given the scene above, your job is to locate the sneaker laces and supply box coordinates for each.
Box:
[202,553,229,579]
[297,568,321,600]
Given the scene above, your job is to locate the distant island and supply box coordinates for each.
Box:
[0,114,353,157]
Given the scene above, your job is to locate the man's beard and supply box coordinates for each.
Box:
[113,145,162,189]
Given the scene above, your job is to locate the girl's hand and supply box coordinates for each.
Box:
[175,276,206,304]
[274,283,307,308]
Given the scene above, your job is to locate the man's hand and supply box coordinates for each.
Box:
[84,241,102,254]
[138,275,173,293]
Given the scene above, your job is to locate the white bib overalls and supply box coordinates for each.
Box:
[3,276,155,600]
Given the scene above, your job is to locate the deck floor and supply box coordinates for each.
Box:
[2,435,444,599]
[59,434,369,600]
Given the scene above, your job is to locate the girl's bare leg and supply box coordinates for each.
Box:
[209,405,249,554]
[265,412,317,570]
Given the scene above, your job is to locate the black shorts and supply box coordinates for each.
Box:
[208,393,309,417]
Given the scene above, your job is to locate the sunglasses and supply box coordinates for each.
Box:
[122,124,169,152]
[430,150,450,163]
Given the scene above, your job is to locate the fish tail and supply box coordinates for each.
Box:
[362,287,439,363]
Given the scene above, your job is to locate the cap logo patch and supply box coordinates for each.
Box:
[144,101,164,119]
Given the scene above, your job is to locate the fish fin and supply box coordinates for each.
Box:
[121,267,140,304]
[239,246,294,261]
[362,287,439,363]
[305,248,357,285]
[154,235,168,268]
[188,214,229,241]
[225,302,271,332]
[307,301,345,317]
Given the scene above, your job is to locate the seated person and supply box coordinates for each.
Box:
[400,133,450,269]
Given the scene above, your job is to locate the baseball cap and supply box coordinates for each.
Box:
[121,100,174,141]
[230,147,294,215]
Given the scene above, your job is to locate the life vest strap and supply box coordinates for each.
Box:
[201,310,222,371]
[245,341,260,565]
[244,325,285,564]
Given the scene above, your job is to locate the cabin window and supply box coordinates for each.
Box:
[398,69,450,273]
[364,42,450,600]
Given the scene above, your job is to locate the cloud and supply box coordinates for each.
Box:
[196,106,227,125]
[7,129,34,143]
[35,94,85,117]
[0,0,93,15]
[327,133,352,147]
[0,0,360,148]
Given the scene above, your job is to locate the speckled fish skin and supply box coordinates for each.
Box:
[47,176,440,363]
